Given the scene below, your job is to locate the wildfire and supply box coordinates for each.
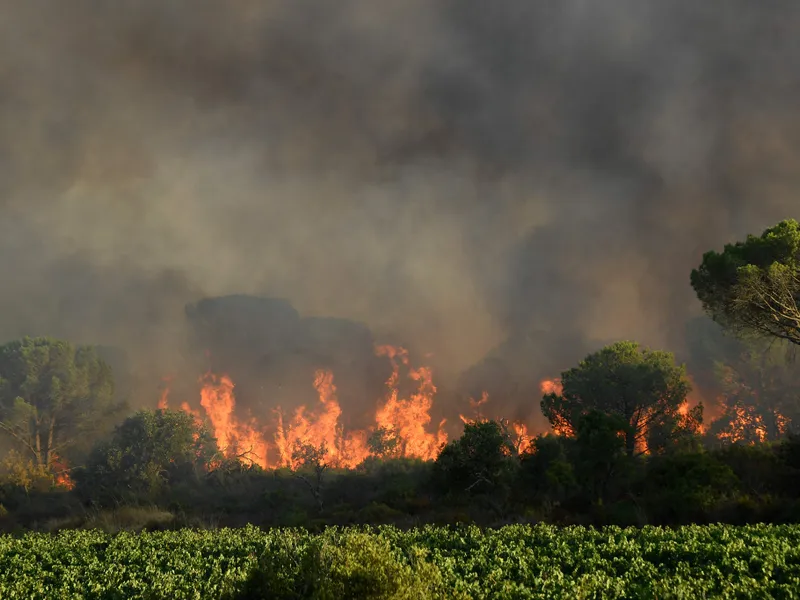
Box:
[716,402,770,444]
[540,378,563,396]
[459,391,489,425]
[199,373,269,468]
[51,454,74,490]
[373,345,447,461]
[512,422,534,454]
[275,369,368,469]
[157,375,172,410]
[164,345,451,470]
[158,350,792,471]
[459,391,536,455]
[161,373,269,468]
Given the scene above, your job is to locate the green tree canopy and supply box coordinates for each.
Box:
[433,420,518,497]
[573,410,631,504]
[0,337,121,470]
[541,341,693,456]
[691,219,800,346]
[76,409,218,505]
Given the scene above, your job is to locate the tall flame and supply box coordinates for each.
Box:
[161,344,450,470]
[162,349,789,471]
[275,369,369,469]
[539,378,574,437]
[198,373,269,468]
[374,345,447,461]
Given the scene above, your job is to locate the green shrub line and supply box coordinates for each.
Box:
[1,523,799,599]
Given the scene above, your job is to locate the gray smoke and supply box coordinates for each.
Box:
[1,1,799,426]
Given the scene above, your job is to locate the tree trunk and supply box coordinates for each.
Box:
[45,417,56,468]
[625,430,636,457]
[34,419,44,467]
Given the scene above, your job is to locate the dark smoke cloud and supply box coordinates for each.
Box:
[1,1,799,425]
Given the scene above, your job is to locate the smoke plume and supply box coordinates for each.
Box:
[1,1,799,425]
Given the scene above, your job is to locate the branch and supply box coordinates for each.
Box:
[0,420,38,458]
[465,472,492,493]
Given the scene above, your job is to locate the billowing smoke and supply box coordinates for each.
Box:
[1,1,799,427]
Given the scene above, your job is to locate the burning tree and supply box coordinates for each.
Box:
[692,219,800,347]
[709,342,798,443]
[0,337,122,476]
[685,315,799,444]
[541,341,694,456]
[367,426,401,459]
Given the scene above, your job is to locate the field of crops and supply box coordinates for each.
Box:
[1,523,799,599]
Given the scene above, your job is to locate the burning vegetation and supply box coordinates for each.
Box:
[158,345,454,469]
[152,340,790,475]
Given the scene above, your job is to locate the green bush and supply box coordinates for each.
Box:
[2,524,800,598]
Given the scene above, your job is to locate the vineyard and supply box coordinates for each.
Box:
[1,524,799,599]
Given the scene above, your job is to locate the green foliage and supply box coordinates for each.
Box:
[75,409,218,506]
[573,410,632,504]
[1,524,800,598]
[713,443,785,496]
[542,341,692,456]
[0,337,121,469]
[433,420,518,498]
[351,457,432,511]
[519,435,577,506]
[691,218,800,346]
[292,441,330,513]
[0,450,54,494]
[643,451,739,523]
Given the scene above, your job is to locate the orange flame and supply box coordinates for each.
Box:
[540,378,563,396]
[157,376,172,410]
[459,391,489,424]
[275,369,369,469]
[270,345,447,468]
[459,391,537,455]
[374,345,447,461]
[198,373,268,468]
[539,377,574,436]
[167,345,570,470]
[512,422,534,454]
[716,403,769,444]
[51,454,74,490]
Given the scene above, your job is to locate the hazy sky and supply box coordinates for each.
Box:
[1,1,798,419]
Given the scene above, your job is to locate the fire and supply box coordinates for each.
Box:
[199,373,269,468]
[540,378,563,396]
[373,345,447,461]
[157,376,172,410]
[512,422,534,454]
[51,454,74,490]
[164,345,452,470]
[275,369,368,469]
[459,391,537,455]
[163,347,798,470]
[459,391,489,424]
[538,378,574,436]
[715,402,773,444]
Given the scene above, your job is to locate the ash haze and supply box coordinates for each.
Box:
[1,1,799,428]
